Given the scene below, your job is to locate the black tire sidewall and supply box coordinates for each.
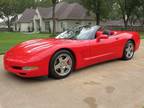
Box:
[49,50,75,79]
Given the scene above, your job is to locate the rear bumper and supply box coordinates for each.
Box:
[4,57,49,78]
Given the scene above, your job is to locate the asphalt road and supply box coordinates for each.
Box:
[0,41,144,108]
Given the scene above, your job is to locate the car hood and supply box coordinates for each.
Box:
[5,38,78,61]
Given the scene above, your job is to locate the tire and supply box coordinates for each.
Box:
[122,40,135,60]
[49,50,75,79]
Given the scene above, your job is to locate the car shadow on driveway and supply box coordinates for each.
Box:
[74,59,120,72]
[4,72,53,82]
[3,58,123,83]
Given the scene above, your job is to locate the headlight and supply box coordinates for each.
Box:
[22,66,38,71]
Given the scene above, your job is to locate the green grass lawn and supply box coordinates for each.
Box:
[140,32,144,39]
[0,32,53,54]
[0,32,144,55]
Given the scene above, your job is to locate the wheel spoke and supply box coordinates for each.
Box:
[126,48,130,52]
[60,68,65,74]
[65,56,70,62]
[126,52,130,57]
[55,63,61,70]
[130,47,134,51]
[59,57,63,62]
[66,65,71,70]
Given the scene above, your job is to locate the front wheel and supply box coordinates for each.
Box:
[122,40,135,60]
[49,50,75,79]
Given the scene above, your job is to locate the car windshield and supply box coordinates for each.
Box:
[56,25,101,40]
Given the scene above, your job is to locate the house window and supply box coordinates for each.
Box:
[61,22,63,28]
[45,21,51,33]
[61,22,65,31]
[88,22,92,26]
[76,22,81,25]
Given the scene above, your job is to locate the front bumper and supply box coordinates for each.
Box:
[4,57,49,78]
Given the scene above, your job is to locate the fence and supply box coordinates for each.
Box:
[0,28,13,32]
[106,26,144,32]
[0,26,144,32]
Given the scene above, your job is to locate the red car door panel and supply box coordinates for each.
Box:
[74,40,91,68]
[88,35,119,65]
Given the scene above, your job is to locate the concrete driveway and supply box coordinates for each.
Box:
[0,41,144,108]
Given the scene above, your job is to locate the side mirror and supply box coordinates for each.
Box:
[97,35,108,41]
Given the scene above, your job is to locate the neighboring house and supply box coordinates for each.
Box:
[0,21,8,31]
[0,21,16,31]
[101,20,141,27]
[16,9,36,32]
[12,14,22,31]
[16,2,96,33]
[0,21,7,29]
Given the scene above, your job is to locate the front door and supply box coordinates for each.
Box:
[89,35,118,64]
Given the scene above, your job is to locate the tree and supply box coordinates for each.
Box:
[35,0,52,7]
[115,0,140,27]
[39,0,59,34]
[65,0,110,25]
[0,0,17,31]
[84,0,112,25]
[15,0,36,13]
[107,2,121,20]
[52,0,59,34]
[63,0,79,3]
[0,0,36,31]
[135,0,144,26]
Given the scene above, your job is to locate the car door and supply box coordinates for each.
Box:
[88,34,119,64]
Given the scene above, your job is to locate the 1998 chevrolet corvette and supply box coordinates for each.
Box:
[4,25,140,79]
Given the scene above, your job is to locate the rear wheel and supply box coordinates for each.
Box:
[122,40,135,60]
[49,50,74,79]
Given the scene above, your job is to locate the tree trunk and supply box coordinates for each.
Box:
[96,13,100,25]
[124,19,128,28]
[7,16,11,32]
[123,15,128,28]
[52,3,56,35]
[95,0,101,25]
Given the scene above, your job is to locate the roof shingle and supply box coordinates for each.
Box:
[18,9,36,23]
[18,2,95,23]
[38,2,95,20]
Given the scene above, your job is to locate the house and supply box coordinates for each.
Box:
[0,21,8,31]
[16,9,36,32]
[0,21,7,29]
[16,2,96,33]
[0,20,15,31]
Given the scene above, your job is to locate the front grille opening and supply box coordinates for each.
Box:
[12,66,22,70]
[19,73,26,76]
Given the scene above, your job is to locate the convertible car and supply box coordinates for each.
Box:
[4,25,140,79]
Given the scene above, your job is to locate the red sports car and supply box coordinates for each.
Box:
[4,26,140,79]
